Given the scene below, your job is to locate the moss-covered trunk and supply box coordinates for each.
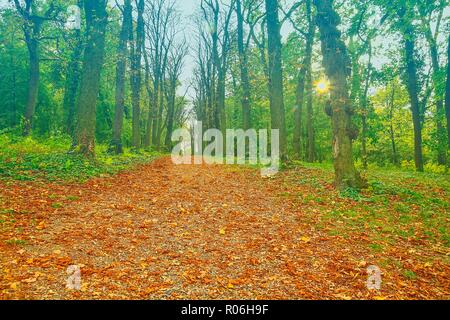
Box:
[75,0,108,157]
[313,0,365,189]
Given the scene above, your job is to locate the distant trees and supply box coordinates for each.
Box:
[0,0,449,184]
[165,40,188,149]
[193,0,235,137]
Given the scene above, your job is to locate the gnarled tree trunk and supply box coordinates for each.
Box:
[313,0,365,189]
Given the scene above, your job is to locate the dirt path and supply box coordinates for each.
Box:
[0,157,448,299]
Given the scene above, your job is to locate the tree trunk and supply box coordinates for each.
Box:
[389,85,399,166]
[130,0,145,149]
[165,81,176,149]
[305,0,316,162]
[110,0,132,154]
[236,0,251,131]
[293,0,315,160]
[64,28,83,142]
[445,34,450,151]
[424,24,446,164]
[403,32,424,172]
[293,65,306,159]
[23,24,40,136]
[306,66,315,162]
[75,0,108,157]
[10,50,17,126]
[156,81,165,147]
[313,0,365,189]
[265,0,287,160]
[143,50,153,148]
[360,44,372,170]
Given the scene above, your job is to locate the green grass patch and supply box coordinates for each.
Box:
[0,134,163,183]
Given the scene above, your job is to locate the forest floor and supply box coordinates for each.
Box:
[0,157,448,300]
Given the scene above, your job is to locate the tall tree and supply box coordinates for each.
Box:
[12,0,57,136]
[63,0,83,143]
[265,0,287,160]
[418,1,446,165]
[165,40,187,149]
[110,0,132,154]
[146,0,176,148]
[236,0,251,130]
[446,34,450,149]
[292,0,315,160]
[313,0,365,189]
[75,0,108,157]
[130,0,145,149]
[304,0,316,163]
[399,5,424,172]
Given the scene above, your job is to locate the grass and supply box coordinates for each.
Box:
[0,133,163,183]
[286,161,450,250]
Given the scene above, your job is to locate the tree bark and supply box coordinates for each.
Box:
[306,65,315,162]
[64,28,83,142]
[23,27,40,136]
[143,49,153,148]
[130,0,145,149]
[305,0,316,162]
[360,43,372,170]
[402,23,424,172]
[313,0,365,189]
[445,34,450,151]
[294,1,315,160]
[424,22,446,164]
[265,0,287,160]
[110,0,132,154]
[293,65,306,159]
[75,0,108,157]
[389,85,399,166]
[236,0,251,131]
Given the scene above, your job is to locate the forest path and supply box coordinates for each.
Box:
[1,157,447,299]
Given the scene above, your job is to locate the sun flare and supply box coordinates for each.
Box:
[315,79,330,94]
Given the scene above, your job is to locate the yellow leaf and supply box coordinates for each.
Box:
[358,260,367,267]
[227,283,234,289]
[10,282,18,290]
[80,283,88,292]
[300,236,310,243]
[219,228,226,235]
[36,221,46,230]
[374,296,386,300]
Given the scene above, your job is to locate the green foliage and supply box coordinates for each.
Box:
[0,134,162,182]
